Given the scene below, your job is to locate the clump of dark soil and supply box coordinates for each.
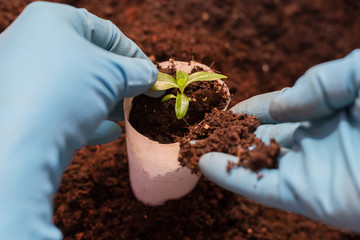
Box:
[129,63,228,143]
[179,109,279,173]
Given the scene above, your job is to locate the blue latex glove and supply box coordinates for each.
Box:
[199,49,360,232]
[0,2,157,239]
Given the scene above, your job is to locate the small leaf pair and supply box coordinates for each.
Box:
[151,70,227,119]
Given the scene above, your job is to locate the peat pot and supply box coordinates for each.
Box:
[124,61,230,206]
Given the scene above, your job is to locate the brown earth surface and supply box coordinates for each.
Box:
[1,0,360,239]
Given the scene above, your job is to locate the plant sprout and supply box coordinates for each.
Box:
[150,70,227,119]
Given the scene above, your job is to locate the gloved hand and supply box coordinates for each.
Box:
[199,49,360,232]
[0,2,157,239]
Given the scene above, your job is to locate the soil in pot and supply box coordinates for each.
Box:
[129,61,229,144]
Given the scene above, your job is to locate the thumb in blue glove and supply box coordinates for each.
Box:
[200,49,360,232]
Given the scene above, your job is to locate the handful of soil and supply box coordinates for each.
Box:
[179,109,280,173]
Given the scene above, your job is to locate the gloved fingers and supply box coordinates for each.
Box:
[270,49,360,122]
[18,2,158,103]
[105,54,158,97]
[279,147,291,158]
[86,120,122,145]
[78,8,150,60]
[254,122,300,149]
[199,152,285,210]
[20,3,150,60]
[79,9,161,97]
[231,90,282,124]
[88,52,157,106]
[108,100,125,121]
[143,89,166,98]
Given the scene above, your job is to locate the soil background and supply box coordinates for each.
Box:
[1,0,360,239]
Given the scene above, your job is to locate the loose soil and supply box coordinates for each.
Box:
[179,109,279,174]
[129,62,229,143]
[2,0,360,239]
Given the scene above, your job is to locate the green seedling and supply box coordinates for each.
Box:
[150,70,227,119]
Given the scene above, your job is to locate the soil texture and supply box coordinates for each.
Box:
[53,136,357,240]
[179,109,279,173]
[129,63,228,143]
[1,0,360,239]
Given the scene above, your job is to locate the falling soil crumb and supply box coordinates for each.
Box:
[179,109,280,173]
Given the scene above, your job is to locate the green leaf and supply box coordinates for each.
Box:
[185,72,227,88]
[177,78,186,88]
[150,72,179,91]
[176,70,189,84]
[175,93,189,119]
[161,94,176,102]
